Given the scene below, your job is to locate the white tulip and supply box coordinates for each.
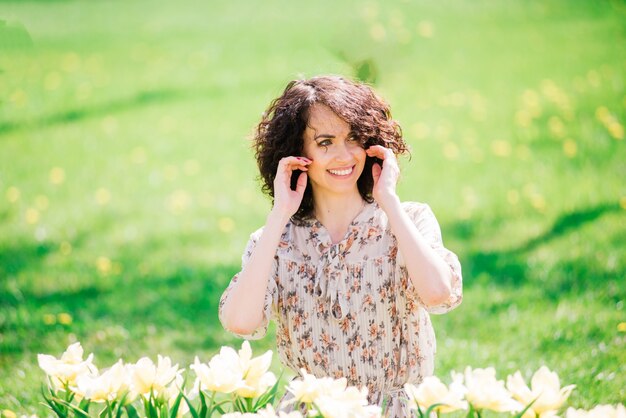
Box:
[72,360,130,402]
[37,342,98,388]
[191,355,243,394]
[315,387,381,418]
[286,369,347,404]
[566,404,626,418]
[507,367,575,417]
[404,376,467,414]
[455,367,521,413]
[286,369,380,418]
[234,341,277,398]
[221,404,301,418]
[130,355,182,397]
[277,412,304,418]
[192,341,276,398]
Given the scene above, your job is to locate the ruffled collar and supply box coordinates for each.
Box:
[303,201,377,252]
[298,201,378,320]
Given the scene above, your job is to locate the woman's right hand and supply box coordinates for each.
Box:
[272,156,311,217]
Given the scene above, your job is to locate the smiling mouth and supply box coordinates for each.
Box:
[327,166,354,176]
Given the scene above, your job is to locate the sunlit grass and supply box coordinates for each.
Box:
[1,0,625,415]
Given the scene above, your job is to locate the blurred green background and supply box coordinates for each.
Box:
[1,0,625,415]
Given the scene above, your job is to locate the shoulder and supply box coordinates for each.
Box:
[398,201,436,222]
[401,200,430,214]
[370,200,430,216]
[249,225,265,241]
[367,201,432,232]
[399,201,441,230]
[246,219,297,247]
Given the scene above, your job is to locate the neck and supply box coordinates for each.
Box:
[312,189,365,234]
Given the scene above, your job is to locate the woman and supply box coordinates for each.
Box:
[219,75,463,417]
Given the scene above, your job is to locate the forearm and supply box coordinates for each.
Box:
[382,196,453,306]
[221,208,290,335]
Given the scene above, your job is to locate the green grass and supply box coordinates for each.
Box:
[1,0,625,415]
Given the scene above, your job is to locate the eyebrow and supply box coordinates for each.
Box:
[313,133,335,140]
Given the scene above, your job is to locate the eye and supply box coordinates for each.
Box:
[318,139,332,147]
[348,134,361,144]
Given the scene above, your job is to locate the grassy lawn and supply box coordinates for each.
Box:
[0,0,624,415]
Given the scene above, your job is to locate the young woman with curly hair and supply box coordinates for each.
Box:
[219,75,463,417]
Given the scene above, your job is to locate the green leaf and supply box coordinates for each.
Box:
[425,403,446,417]
[169,392,184,418]
[181,394,198,418]
[143,398,151,418]
[380,395,388,417]
[513,396,540,418]
[115,401,125,418]
[117,392,130,408]
[99,404,110,418]
[198,390,208,418]
[466,403,475,418]
[125,404,139,418]
[40,393,66,418]
[253,375,282,410]
[53,398,90,418]
[232,396,247,413]
[78,398,91,414]
[148,397,158,418]
[41,387,70,418]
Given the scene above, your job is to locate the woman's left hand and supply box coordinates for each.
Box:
[366,145,400,208]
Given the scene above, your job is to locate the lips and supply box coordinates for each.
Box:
[327,166,354,176]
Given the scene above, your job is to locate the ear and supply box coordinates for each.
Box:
[371,162,382,183]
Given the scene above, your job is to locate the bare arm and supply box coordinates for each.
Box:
[366,146,453,307]
[381,196,453,306]
[220,209,290,335]
[220,156,311,336]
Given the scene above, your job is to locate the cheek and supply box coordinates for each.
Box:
[301,143,319,159]
[354,147,367,162]
[303,145,328,163]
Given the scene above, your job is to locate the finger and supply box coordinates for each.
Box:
[371,163,382,183]
[366,145,390,159]
[279,156,312,167]
[279,157,311,173]
[295,172,308,195]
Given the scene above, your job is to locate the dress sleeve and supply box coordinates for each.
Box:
[397,202,463,315]
[218,228,279,340]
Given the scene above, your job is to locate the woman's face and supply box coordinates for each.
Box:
[301,103,366,198]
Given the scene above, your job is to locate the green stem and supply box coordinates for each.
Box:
[64,382,71,416]
[207,391,215,417]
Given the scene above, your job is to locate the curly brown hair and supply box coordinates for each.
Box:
[253,75,410,222]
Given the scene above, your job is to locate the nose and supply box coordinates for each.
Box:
[334,141,356,163]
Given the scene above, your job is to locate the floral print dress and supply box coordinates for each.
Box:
[219,201,463,417]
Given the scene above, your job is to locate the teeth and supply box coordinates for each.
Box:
[329,167,352,176]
